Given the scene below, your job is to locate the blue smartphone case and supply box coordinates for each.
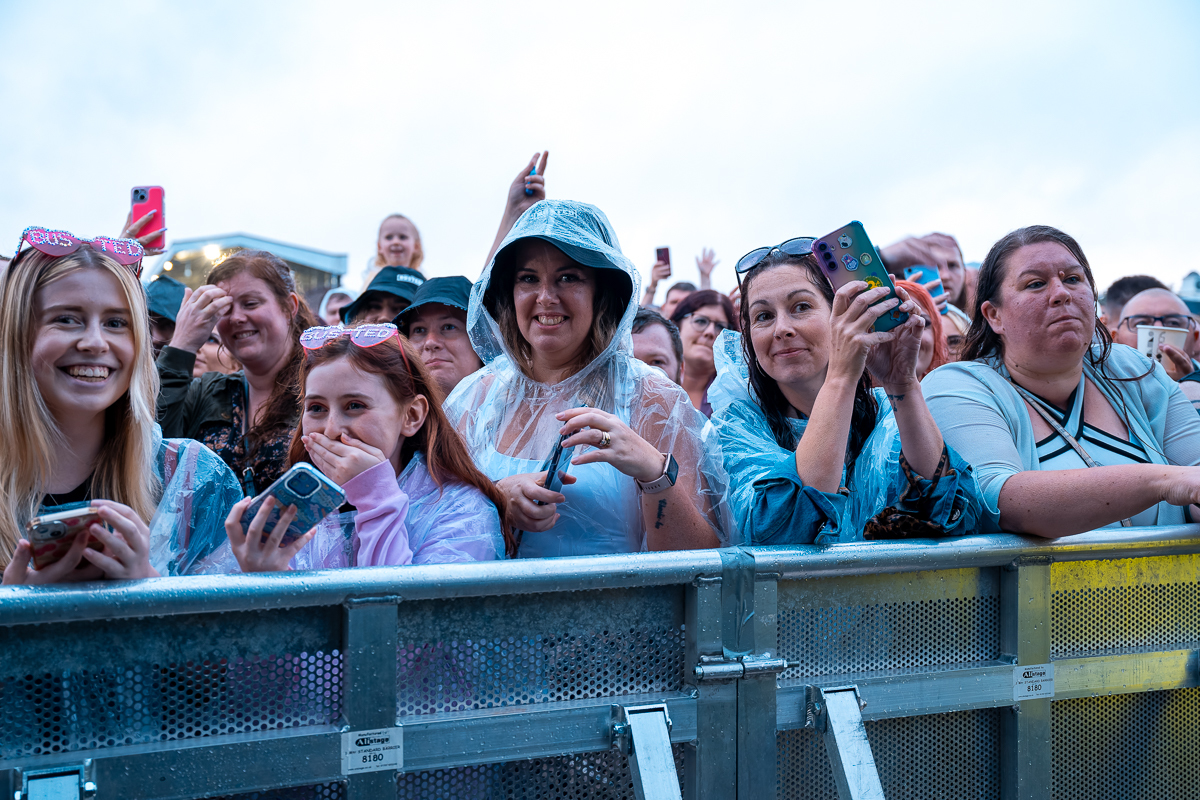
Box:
[241,462,346,545]
[814,221,909,333]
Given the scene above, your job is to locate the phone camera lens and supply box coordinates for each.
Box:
[817,242,828,252]
[286,471,319,498]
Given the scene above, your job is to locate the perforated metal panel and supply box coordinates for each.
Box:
[395,588,686,716]
[778,570,1000,681]
[0,651,342,759]
[777,709,1000,799]
[218,782,346,800]
[396,744,687,798]
[1051,555,1200,658]
[1052,688,1200,799]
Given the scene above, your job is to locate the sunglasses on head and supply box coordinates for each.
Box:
[300,323,413,374]
[13,227,145,278]
[734,237,815,287]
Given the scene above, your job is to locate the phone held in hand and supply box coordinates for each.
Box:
[656,247,671,267]
[814,221,909,333]
[26,501,105,570]
[542,432,577,496]
[903,265,948,314]
[240,463,346,546]
[130,186,166,251]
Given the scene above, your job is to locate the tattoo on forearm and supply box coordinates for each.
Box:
[654,499,667,529]
[886,393,906,409]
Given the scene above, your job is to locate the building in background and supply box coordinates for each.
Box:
[143,234,348,305]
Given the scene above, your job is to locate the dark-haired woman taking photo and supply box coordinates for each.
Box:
[711,241,983,544]
[924,225,1200,536]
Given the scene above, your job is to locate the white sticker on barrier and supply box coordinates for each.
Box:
[1013,663,1054,701]
[342,726,403,775]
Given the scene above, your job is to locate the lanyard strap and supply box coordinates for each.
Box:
[1010,381,1132,527]
[239,374,256,497]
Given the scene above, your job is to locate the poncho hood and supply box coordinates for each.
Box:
[469,200,640,376]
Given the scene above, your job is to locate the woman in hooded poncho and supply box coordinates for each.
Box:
[444,199,733,557]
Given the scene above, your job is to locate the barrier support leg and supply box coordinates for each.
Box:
[684,577,737,799]
[808,685,884,800]
[613,704,683,800]
[1000,557,1052,800]
[342,597,400,800]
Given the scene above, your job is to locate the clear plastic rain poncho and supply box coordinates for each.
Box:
[198,453,504,572]
[444,199,735,556]
[147,428,245,575]
[709,330,983,545]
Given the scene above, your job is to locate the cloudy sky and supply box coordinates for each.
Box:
[2,0,1197,301]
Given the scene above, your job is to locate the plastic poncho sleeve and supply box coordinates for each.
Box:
[629,372,737,546]
[150,437,245,576]
[712,397,848,545]
[343,461,502,565]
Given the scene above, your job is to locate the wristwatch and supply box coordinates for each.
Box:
[637,453,679,494]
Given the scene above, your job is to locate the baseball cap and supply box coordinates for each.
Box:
[394,276,473,333]
[145,275,187,322]
[340,266,425,323]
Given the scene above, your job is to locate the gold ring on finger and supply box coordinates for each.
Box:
[598,430,611,449]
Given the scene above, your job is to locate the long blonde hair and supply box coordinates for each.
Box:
[372,213,424,271]
[0,247,161,564]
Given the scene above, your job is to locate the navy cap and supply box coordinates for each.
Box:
[146,275,187,322]
[340,266,425,323]
[394,276,473,333]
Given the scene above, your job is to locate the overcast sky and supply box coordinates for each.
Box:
[3,0,1198,301]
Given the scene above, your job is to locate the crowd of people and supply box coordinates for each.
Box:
[5,149,1200,585]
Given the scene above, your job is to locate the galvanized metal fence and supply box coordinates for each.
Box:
[3,525,1199,799]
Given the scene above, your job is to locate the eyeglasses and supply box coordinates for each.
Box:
[300,322,412,374]
[1119,314,1197,331]
[736,237,815,275]
[681,314,729,334]
[13,227,145,277]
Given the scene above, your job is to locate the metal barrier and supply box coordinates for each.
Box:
[3,525,1199,799]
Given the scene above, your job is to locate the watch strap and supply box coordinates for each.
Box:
[637,453,678,494]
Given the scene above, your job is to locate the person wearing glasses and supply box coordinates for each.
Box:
[1109,289,1199,377]
[710,238,982,545]
[669,289,739,416]
[445,198,734,557]
[214,324,507,572]
[1,229,242,584]
[924,226,1200,536]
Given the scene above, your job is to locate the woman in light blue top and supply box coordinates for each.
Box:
[923,225,1200,536]
[710,241,983,545]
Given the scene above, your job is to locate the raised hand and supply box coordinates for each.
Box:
[696,248,719,289]
[168,285,233,353]
[864,285,926,390]
[120,209,167,256]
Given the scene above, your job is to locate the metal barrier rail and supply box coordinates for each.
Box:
[2,526,1199,799]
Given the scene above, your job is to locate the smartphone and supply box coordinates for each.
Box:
[240,463,346,545]
[656,247,671,267]
[524,162,538,197]
[903,265,947,313]
[26,502,105,570]
[130,186,166,251]
[541,432,577,495]
[813,221,909,333]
